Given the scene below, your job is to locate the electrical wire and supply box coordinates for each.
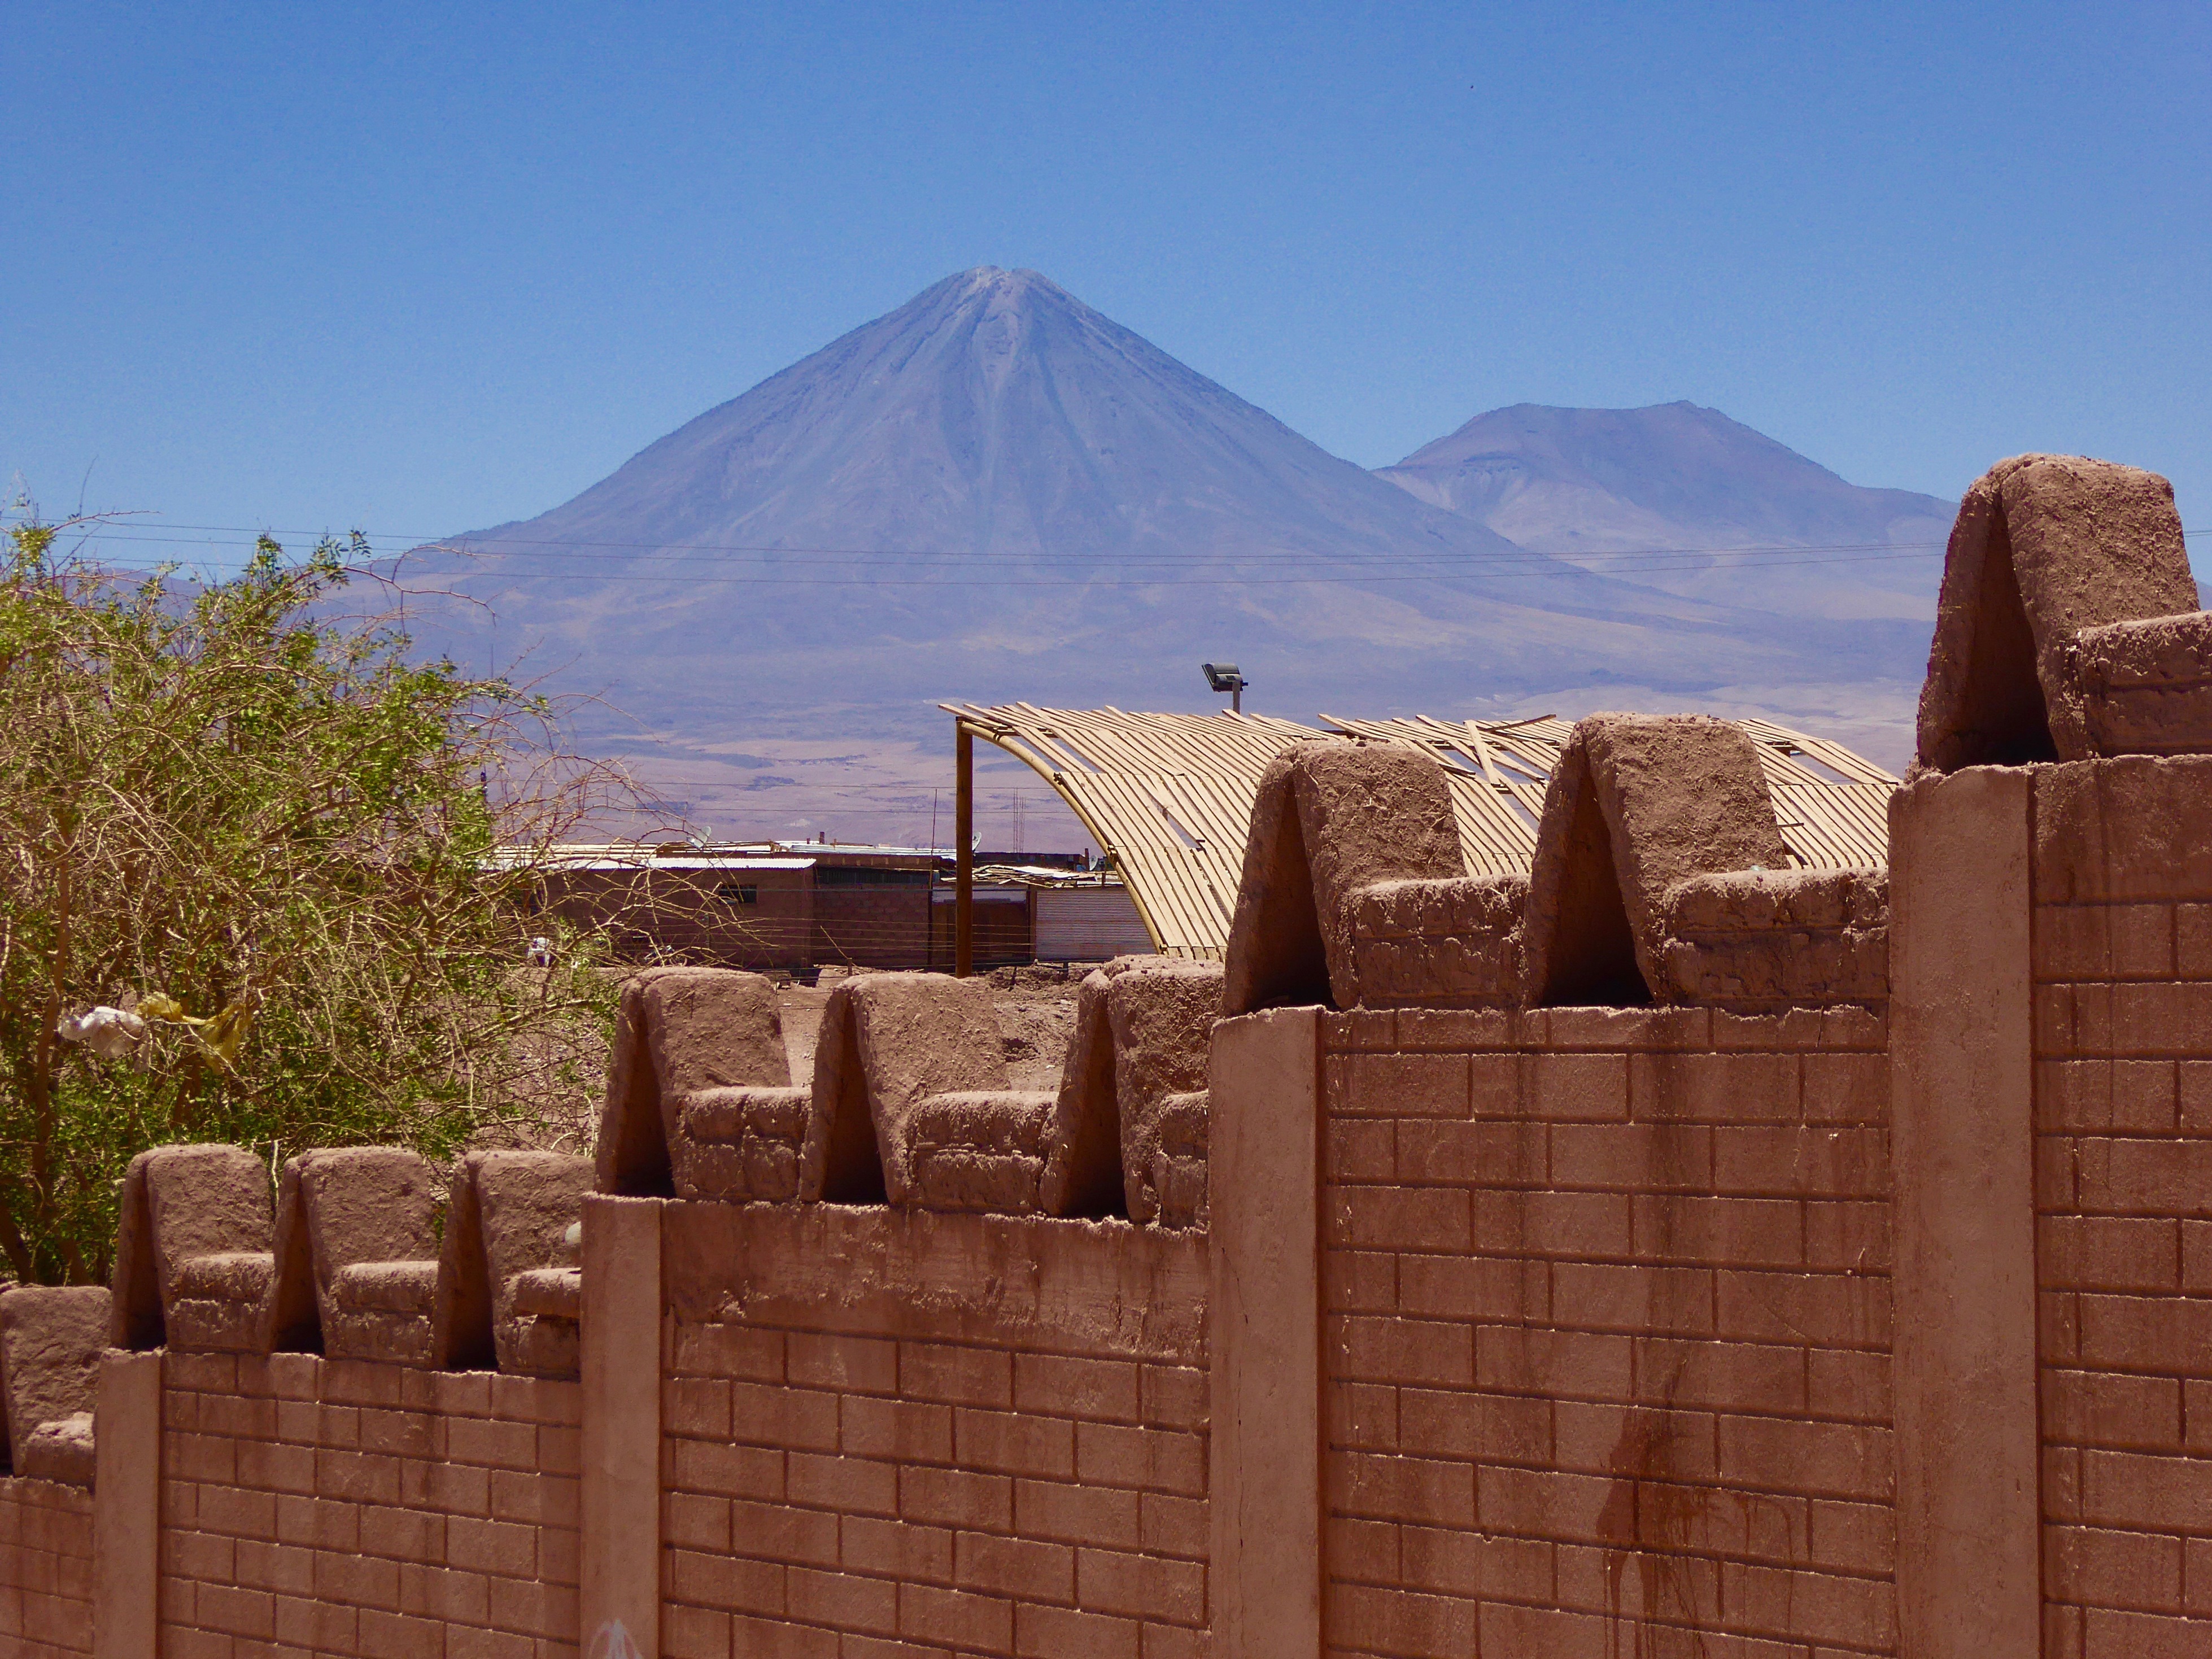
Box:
[46,516,2208,559]
[21,514,2196,591]
[78,518,1954,561]
[59,521,1948,567]
[47,530,1960,587]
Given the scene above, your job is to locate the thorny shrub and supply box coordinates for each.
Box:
[0,516,644,1282]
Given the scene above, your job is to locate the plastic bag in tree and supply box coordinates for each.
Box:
[196,1003,253,1068]
[54,1006,149,1060]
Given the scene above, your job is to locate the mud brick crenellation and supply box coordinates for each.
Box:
[4,452,2210,1656]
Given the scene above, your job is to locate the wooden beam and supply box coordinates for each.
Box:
[956,722,974,977]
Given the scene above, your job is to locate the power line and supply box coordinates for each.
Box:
[51,532,1954,587]
[53,513,2210,561]
[95,518,1964,560]
[372,548,1944,587]
[63,519,1952,568]
[86,517,2210,554]
[32,514,2200,591]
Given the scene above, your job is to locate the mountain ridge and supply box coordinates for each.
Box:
[392,268,1936,841]
[1375,399,1951,621]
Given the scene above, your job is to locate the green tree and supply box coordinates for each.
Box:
[0,517,623,1282]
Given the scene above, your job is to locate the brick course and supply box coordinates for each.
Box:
[1319,1008,1900,1657]
[2034,763,2212,1654]
[660,1207,1208,1659]
[0,1477,94,1655]
[156,1352,581,1658]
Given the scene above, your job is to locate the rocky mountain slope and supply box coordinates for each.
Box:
[1376,401,1951,621]
[396,270,1939,841]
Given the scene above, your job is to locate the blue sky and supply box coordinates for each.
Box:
[5,2,2206,559]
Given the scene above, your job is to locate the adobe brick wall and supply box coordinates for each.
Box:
[155,1351,580,1657]
[544,867,818,972]
[657,1202,1207,1658]
[928,892,1036,971]
[0,1476,94,1654]
[817,888,934,970]
[1319,1003,1897,1657]
[37,679,2212,1653]
[2031,756,2212,1656]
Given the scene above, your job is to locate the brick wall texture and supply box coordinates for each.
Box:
[0,1475,94,1654]
[2033,758,2212,1657]
[40,751,2212,1656]
[1319,1004,1897,1658]
[660,1324,1207,1658]
[155,1351,581,1658]
[659,1206,1209,1659]
[817,887,934,970]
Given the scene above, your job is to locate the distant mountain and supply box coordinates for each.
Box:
[1376,401,1952,621]
[395,273,1935,842]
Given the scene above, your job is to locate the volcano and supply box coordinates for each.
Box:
[399,269,1935,841]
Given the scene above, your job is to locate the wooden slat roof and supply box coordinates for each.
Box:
[943,702,1898,960]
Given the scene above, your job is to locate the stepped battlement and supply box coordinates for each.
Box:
[5,451,2206,1658]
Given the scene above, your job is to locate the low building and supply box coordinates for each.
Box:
[943,863,1155,963]
[523,841,1146,975]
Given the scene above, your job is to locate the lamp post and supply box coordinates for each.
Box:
[1202,662,1247,714]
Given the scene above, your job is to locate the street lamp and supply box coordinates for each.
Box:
[1202,662,1247,714]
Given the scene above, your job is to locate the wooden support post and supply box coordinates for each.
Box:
[956,723,974,979]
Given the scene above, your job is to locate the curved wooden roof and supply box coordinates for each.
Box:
[943,702,1897,960]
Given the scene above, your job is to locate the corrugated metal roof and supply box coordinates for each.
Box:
[531,854,819,872]
[1036,885,1155,962]
[943,702,1897,960]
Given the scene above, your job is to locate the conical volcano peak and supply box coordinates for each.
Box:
[938,268,1095,356]
[950,265,1060,300]
[848,267,1111,387]
[427,268,1930,787]
[952,268,1064,372]
[475,259,1450,567]
[915,265,1081,324]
